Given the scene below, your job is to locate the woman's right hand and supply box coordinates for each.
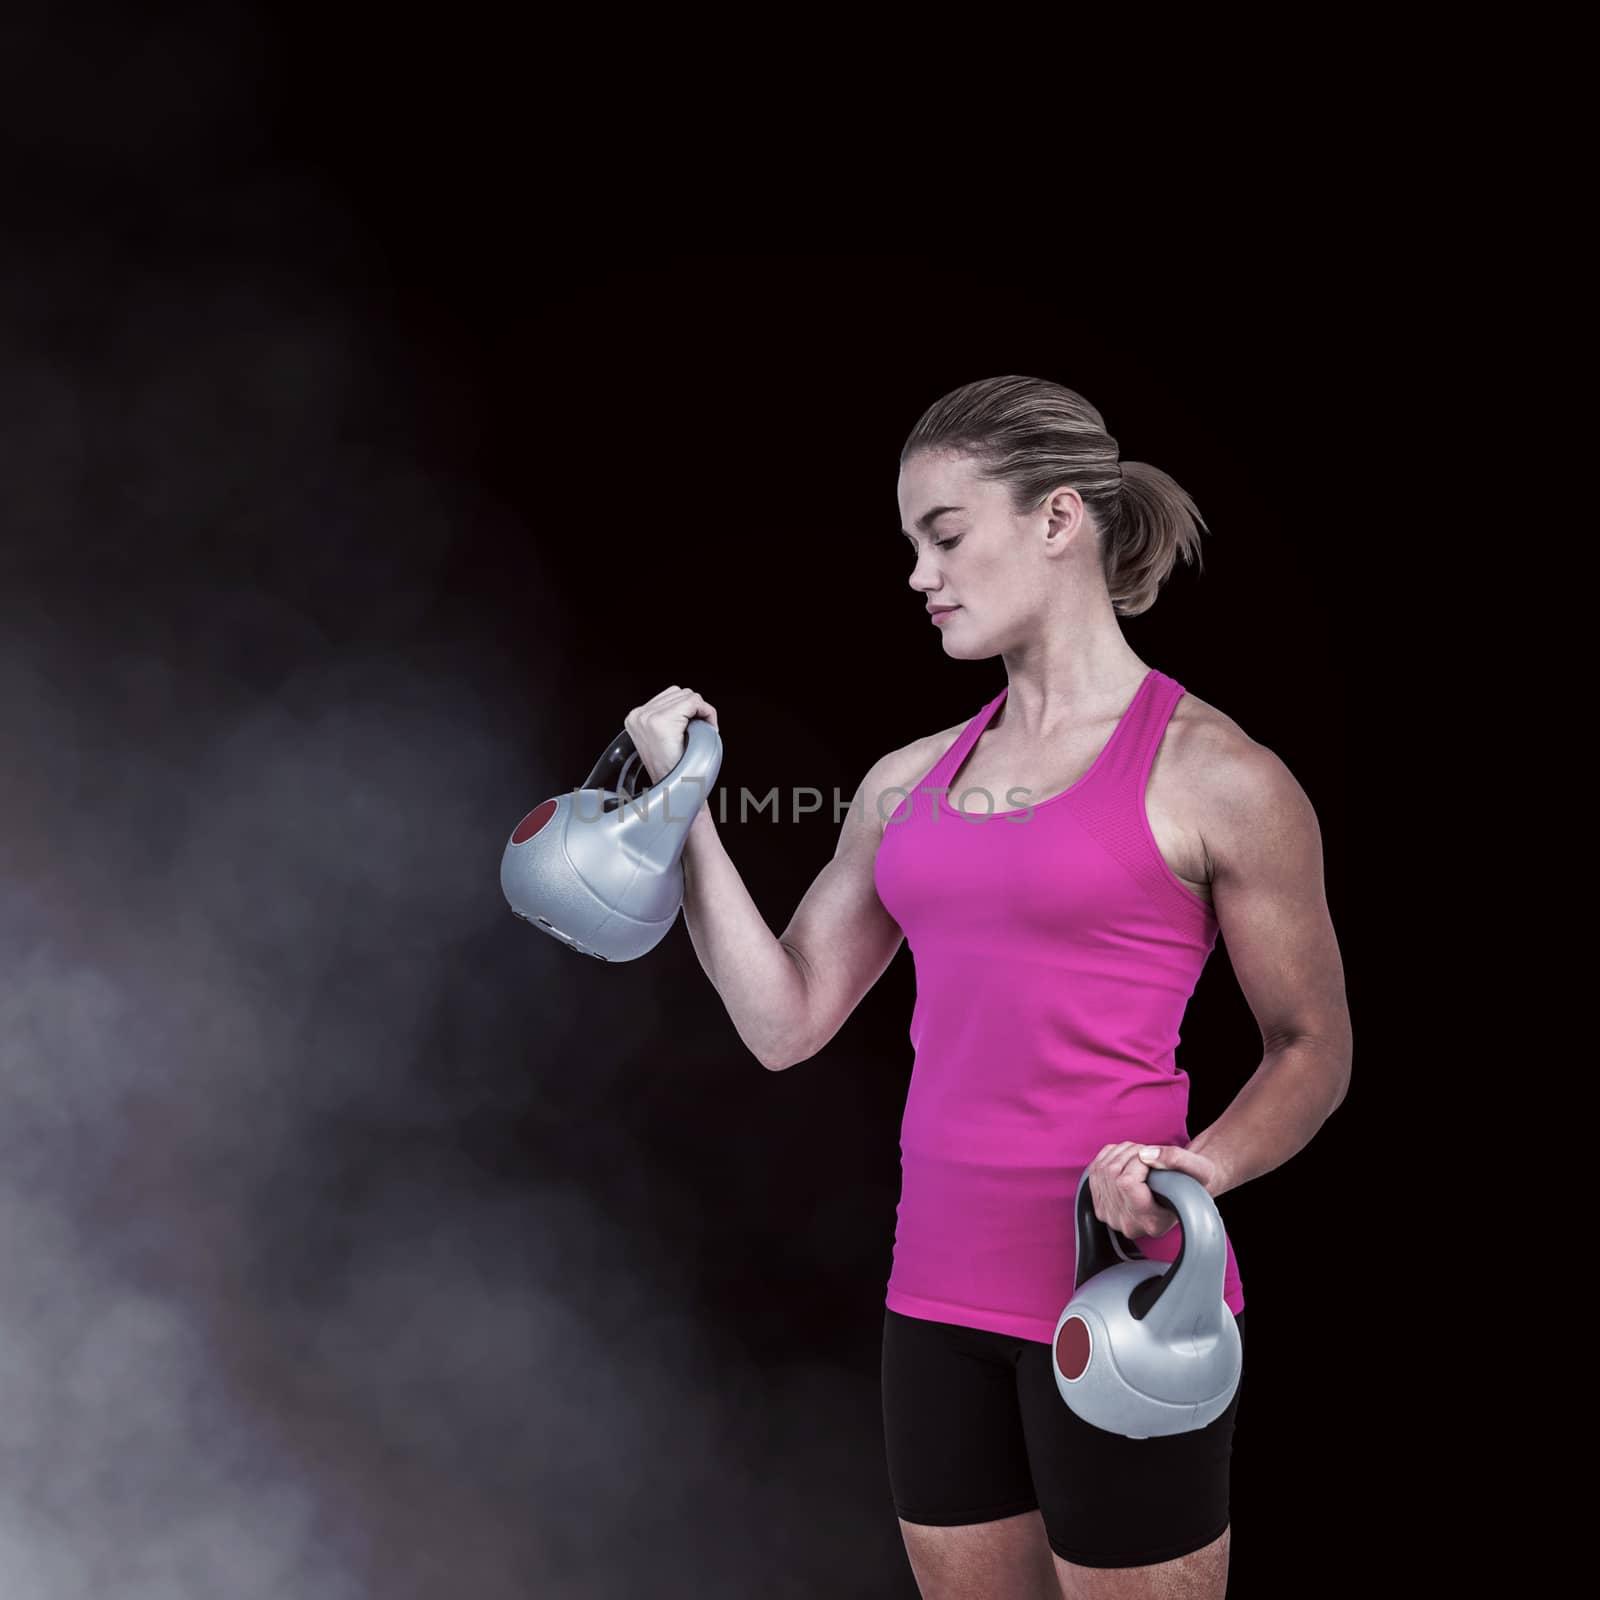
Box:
[624,685,720,786]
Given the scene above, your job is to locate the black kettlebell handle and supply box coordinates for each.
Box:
[1072,1167,1180,1289]
[582,718,717,809]
[581,729,650,809]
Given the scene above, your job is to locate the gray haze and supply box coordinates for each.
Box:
[0,10,893,1597]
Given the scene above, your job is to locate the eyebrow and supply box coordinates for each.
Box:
[900,505,965,539]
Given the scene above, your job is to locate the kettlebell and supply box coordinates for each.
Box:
[500,716,722,962]
[1051,1165,1241,1439]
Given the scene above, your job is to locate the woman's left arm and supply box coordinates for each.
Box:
[1156,739,1353,1201]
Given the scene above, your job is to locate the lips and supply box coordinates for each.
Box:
[927,605,960,615]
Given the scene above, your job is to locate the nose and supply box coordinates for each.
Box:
[908,551,943,594]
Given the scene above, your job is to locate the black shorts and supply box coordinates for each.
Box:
[881,1304,1246,1569]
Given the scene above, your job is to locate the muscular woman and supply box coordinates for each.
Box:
[622,374,1351,1600]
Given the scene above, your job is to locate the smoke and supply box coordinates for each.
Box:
[0,621,885,1600]
[0,10,894,1598]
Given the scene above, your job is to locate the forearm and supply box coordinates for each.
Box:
[679,807,808,1069]
[1187,1034,1352,1198]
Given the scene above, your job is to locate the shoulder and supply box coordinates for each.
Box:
[1169,686,1253,774]
[1172,689,1320,867]
[853,716,970,836]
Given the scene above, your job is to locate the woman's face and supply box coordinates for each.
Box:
[898,451,1070,660]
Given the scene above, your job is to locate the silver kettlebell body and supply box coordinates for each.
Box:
[1051,1167,1241,1439]
[500,717,723,962]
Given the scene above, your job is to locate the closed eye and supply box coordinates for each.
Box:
[904,533,966,556]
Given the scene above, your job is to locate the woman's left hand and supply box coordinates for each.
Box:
[1087,1141,1222,1240]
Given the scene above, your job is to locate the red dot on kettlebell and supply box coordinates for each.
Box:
[512,799,559,844]
[1055,1316,1091,1380]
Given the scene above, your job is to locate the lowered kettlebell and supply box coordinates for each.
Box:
[1051,1165,1241,1439]
[500,716,722,962]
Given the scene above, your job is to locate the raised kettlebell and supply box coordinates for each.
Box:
[500,716,722,962]
[1051,1165,1241,1439]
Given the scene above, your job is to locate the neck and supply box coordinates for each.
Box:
[994,635,1150,734]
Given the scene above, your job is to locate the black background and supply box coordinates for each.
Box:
[0,9,1411,1599]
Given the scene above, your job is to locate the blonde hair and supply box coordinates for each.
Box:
[901,374,1209,617]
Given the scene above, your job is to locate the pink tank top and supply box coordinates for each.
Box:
[872,667,1244,1343]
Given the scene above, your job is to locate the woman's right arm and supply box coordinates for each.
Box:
[680,748,912,1072]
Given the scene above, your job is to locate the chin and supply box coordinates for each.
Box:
[940,633,987,660]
